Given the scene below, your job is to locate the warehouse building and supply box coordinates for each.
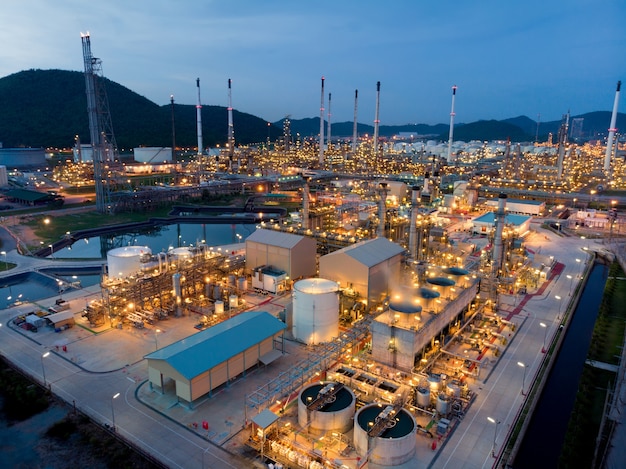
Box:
[245,229,317,280]
[145,311,286,406]
[318,237,405,308]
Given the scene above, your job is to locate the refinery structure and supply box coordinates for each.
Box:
[0,34,625,469]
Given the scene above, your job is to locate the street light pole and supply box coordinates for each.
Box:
[41,351,50,387]
[555,295,562,320]
[540,322,547,353]
[111,392,120,431]
[487,417,501,457]
[517,361,527,395]
[155,329,161,351]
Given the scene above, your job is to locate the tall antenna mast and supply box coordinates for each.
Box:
[81,32,117,213]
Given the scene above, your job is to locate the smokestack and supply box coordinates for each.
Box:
[302,176,310,230]
[327,92,332,151]
[319,76,325,165]
[556,112,569,180]
[409,186,421,259]
[196,78,203,156]
[373,81,381,157]
[446,85,457,164]
[227,78,235,161]
[352,89,359,153]
[377,182,387,238]
[170,95,176,164]
[492,194,507,277]
[604,80,621,173]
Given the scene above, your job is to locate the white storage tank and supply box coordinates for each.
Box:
[169,247,193,262]
[292,278,339,344]
[107,246,151,279]
[436,392,449,415]
[214,300,224,315]
[416,386,431,408]
[297,382,356,433]
[354,403,417,466]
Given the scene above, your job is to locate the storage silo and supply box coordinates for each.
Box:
[292,278,339,344]
[107,246,151,279]
[298,382,356,433]
[354,404,417,466]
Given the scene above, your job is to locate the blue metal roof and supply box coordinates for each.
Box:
[472,212,531,226]
[145,311,286,380]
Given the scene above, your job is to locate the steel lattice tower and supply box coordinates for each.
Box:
[81,32,118,213]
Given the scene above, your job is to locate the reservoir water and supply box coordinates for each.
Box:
[513,262,608,468]
[0,222,257,309]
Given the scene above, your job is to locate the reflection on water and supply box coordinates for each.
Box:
[53,223,256,259]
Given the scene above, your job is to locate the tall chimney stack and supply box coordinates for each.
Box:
[352,89,359,153]
[196,78,203,156]
[319,76,325,165]
[446,85,457,164]
[604,81,621,173]
[373,81,381,158]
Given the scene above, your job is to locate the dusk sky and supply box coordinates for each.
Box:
[1,0,624,126]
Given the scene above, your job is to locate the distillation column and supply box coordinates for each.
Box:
[409,185,421,260]
[377,182,388,238]
[491,194,507,277]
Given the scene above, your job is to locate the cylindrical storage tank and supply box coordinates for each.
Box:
[426,277,456,299]
[427,374,441,392]
[213,285,223,301]
[442,266,471,288]
[415,287,440,312]
[229,294,238,309]
[237,277,247,291]
[172,273,182,297]
[389,298,422,329]
[298,382,355,433]
[169,247,193,261]
[292,278,339,344]
[215,300,224,315]
[416,386,430,407]
[446,382,461,398]
[228,274,236,287]
[436,392,449,415]
[205,282,214,299]
[107,246,151,279]
[354,403,417,466]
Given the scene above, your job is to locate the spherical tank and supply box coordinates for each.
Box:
[354,404,417,466]
[297,382,355,433]
[292,278,339,344]
[107,246,151,279]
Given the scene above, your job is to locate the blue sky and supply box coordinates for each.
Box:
[1,0,624,125]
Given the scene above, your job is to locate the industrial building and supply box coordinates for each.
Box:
[471,212,532,236]
[145,311,286,405]
[319,237,405,307]
[0,148,47,168]
[484,197,545,216]
[245,228,317,280]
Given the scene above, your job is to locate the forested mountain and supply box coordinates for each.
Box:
[1,69,624,149]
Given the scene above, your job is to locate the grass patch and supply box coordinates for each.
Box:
[0,356,50,422]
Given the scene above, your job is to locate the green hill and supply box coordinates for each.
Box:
[0,69,279,149]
